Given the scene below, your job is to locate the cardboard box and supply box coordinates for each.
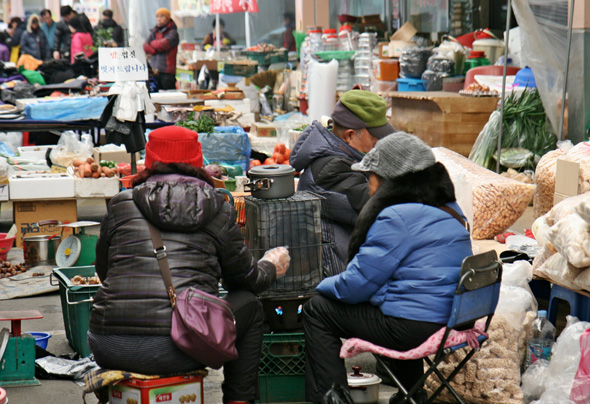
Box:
[554,159,580,205]
[295,0,330,31]
[389,21,417,57]
[378,42,393,59]
[93,148,140,164]
[389,40,416,57]
[13,199,78,248]
[191,60,219,71]
[9,172,75,200]
[251,122,277,137]
[389,91,499,157]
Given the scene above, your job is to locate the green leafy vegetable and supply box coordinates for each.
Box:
[469,89,557,171]
[175,113,216,133]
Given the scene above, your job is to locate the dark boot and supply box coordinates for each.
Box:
[389,388,428,404]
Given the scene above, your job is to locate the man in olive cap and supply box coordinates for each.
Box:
[289,89,395,274]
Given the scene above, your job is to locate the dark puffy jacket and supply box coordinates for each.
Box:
[97,18,124,47]
[143,20,179,75]
[89,174,276,336]
[20,29,51,60]
[289,121,370,274]
[53,20,71,55]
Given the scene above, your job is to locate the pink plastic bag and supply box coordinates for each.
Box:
[570,328,590,403]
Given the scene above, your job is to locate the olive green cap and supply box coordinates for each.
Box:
[331,90,395,139]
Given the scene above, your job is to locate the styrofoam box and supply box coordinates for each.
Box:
[74,177,120,198]
[17,145,54,161]
[9,172,75,200]
[67,167,120,197]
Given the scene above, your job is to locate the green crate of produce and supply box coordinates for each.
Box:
[257,333,307,403]
[224,62,258,77]
[245,51,274,65]
[270,50,288,64]
[51,266,100,357]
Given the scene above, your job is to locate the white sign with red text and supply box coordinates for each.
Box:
[98,46,148,82]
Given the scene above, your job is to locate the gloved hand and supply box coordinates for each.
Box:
[204,44,212,51]
[260,246,290,278]
[222,38,231,46]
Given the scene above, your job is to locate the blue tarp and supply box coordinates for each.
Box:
[25,97,108,121]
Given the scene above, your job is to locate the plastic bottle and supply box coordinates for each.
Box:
[526,310,556,368]
[338,25,354,51]
[322,28,339,52]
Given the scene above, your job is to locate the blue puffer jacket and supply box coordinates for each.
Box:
[317,201,472,324]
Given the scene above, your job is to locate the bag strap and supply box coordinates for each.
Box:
[438,205,470,232]
[146,221,178,309]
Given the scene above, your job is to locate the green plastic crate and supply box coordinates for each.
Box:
[270,50,288,64]
[51,266,100,357]
[245,51,273,65]
[224,62,258,77]
[257,333,308,403]
[314,50,356,60]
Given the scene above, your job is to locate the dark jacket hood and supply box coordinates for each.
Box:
[132,174,225,232]
[99,19,118,29]
[290,121,365,171]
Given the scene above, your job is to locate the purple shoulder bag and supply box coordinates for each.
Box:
[147,221,238,370]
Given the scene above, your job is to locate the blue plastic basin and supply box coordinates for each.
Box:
[29,332,51,350]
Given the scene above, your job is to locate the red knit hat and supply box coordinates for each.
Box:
[145,126,203,169]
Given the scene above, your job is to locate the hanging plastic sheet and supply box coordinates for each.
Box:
[511,0,568,134]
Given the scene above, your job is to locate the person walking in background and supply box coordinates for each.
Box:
[201,18,235,50]
[53,6,75,60]
[53,5,93,60]
[40,9,56,50]
[68,14,93,64]
[3,17,25,61]
[20,14,51,61]
[283,12,296,52]
[96,9,124,47]
[143,8,179,90]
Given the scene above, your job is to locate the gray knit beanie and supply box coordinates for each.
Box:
[351,132,436,179]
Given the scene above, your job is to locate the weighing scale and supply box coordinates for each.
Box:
[55,221,100,268]
[0,310,43,387]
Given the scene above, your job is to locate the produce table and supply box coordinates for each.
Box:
[387,91,499,156]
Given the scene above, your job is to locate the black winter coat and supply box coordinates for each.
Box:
[89,174,276,336]
[289,121,370,274]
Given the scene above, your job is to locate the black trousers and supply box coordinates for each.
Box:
[89,289,264,403]
[303,294,443,402]
[157,72,176,90]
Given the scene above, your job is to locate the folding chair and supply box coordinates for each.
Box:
[340,250,503,404]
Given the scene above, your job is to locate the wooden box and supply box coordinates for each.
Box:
[389,91,499,157]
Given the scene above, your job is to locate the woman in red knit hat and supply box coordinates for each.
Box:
[89,126,290,404]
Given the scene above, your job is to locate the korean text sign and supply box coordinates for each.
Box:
[98,47,148,82]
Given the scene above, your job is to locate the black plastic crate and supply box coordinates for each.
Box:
[245,192,323,298]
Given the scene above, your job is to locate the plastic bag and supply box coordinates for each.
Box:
[545,214,590,268]
[534,142,590,219]
[322,383,354,404]
[49,131,93,167]
[424,261,537,404]
[399,47,433,78]
[434,147,535,239]
[521,316,590,404]
[570,328,590,403]
[199,126,251,172]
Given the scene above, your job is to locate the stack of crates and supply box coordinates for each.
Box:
[258,333,306,403]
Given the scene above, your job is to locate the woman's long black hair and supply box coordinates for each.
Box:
[347,162,457,262]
